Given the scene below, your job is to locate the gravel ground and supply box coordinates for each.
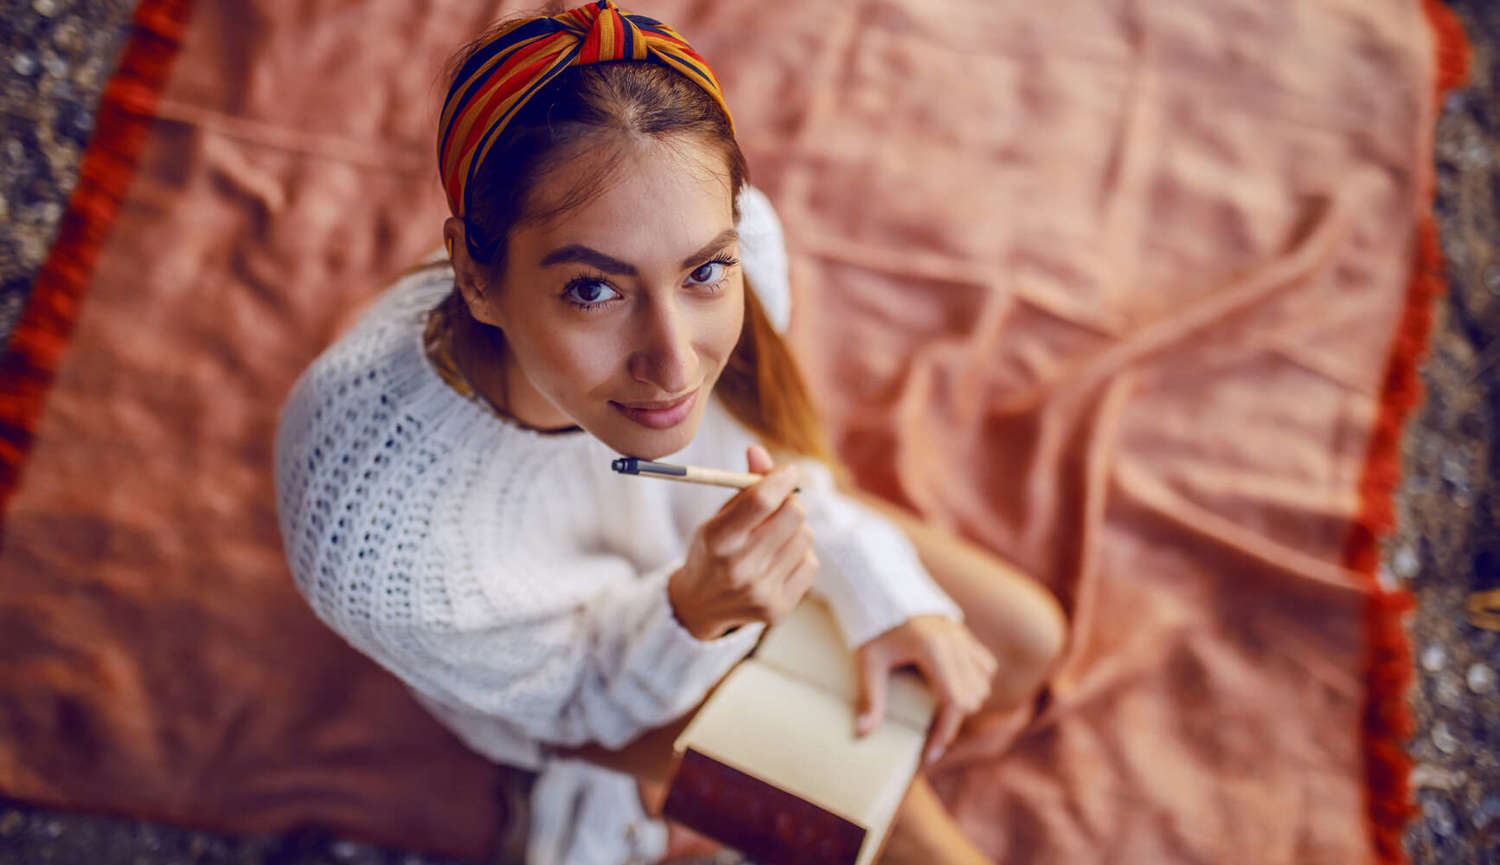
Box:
[1398,1,1500,862]
[0,0,1496,863]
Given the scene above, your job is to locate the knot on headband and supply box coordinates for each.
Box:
[438,0,735,219]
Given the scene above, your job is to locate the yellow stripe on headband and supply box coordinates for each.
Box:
[438,0,735,219]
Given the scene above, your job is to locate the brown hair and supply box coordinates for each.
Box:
[436,14,837,466]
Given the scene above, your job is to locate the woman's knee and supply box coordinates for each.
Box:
[996,576,1067,672]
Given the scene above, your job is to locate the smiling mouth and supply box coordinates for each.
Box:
[610,389,699,429]
[614,392,695,411]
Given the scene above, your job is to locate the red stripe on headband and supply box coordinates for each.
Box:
[581,16,601,63]
[443,50,559,208]
[443,37,561,176]
[443,34,554,160]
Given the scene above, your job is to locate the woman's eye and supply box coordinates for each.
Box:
[563,279,621,306]
[688,258,733,285]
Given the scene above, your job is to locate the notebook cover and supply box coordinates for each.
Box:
[662,747,867,865]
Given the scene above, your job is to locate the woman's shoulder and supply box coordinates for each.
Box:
[271,262,492,550]
[317,260,456,380]
[275,262,471,445]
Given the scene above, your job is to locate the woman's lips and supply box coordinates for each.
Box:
[611,390,698,429]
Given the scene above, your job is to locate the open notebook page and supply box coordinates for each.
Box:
[753,596,937,731]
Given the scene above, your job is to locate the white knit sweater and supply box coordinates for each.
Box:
[272,186,960,865]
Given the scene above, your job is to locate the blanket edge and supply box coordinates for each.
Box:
[0,0,196,531]
[1347,3,1471,863]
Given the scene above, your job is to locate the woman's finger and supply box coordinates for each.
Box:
[765,523,814,586]
[964,630,1000,675]
[746,527,814,620]
[925,703,964,764]
[706,466,800,555]
[790,551,818,594]
[935,639,973,702]
[931,637,986,713]
[745,444,774,475]
[733,496,806,583]
[961,654,992,710]
[856,645,891,737]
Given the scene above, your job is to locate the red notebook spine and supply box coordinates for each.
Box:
[663,748,866,865]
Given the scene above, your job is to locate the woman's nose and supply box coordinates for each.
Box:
[628,300,696,394]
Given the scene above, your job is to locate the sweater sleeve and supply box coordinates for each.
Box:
[792,458,964,648]
[342,554,761,766]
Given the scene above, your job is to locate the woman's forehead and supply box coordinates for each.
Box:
[517,141,736,264]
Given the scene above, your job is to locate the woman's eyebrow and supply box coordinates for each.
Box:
[538,227,740,275]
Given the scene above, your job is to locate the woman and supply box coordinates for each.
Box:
[272,2,1067,863]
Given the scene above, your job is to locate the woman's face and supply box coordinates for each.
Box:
[451,136,744,459]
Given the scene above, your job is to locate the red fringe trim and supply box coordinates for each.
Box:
[1346,2,1471,863]
[0,0,195,525]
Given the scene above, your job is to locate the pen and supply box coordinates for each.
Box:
[610,457,801,493]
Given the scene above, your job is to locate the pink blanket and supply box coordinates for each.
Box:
[0,1,1458,862]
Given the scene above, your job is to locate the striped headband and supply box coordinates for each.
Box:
[438,0,735,219]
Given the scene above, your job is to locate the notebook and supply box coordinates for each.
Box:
[663,596,936,865]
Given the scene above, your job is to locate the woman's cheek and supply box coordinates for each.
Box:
[551,330,629,396]
[712,282,746,357]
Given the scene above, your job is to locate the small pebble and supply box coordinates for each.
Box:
[1485,265,1500,295]
[137,825,162,852]
[1468,663,1494,693]
[1422,642,1447,673]
[51,17,79,49]
[41,51,67,79]
[1411,762,1464,790]
[1475,795,1500,829]
[11,53,38,77]
[1432,720,1460,755]
[1393,543,1420,580]
[1435,674,1465,708]
[32,0,57,15]
[1464,140,1491,167]
[73,62,98,88]
[1440,455,1470,490]
[19,235,46,266]
[1423,794,1457,836]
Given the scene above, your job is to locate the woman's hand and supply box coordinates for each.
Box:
[667,444,820,641]
[855,615,999,764]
